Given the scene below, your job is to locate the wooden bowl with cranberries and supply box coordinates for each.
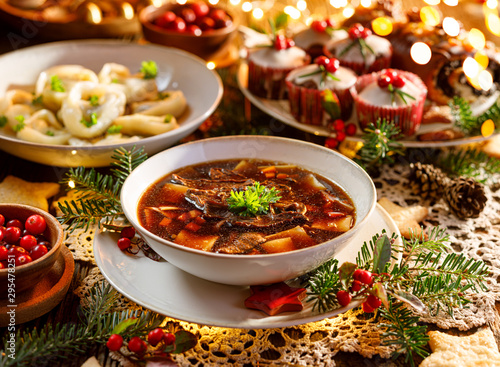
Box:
[139,2,238,60]
[0,204,63,295]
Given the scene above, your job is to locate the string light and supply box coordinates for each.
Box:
[297,0,307,11]
[410,42,432,65]
[443,0,458,5]
[330,0,348,9]
[420,6,441,26]
[68,180,75,189]
[242,1,252,12]
[468,28,486,50]
[372,17,393,36]
[252,7,264,19]
[442,17,460,37]
[206,62,216,70]
[284,6,301,20]
[424,0,440,5]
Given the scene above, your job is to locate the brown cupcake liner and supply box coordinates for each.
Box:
[285,80,354,126]
[351,70,427,136]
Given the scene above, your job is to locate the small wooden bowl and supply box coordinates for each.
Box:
[139,3,238,60]
[0,204,63,295]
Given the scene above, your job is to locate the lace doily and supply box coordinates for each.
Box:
[69,164,500,366]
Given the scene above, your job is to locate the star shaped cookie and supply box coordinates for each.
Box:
[244,282,307,316]
[420,328,500,367]
[0,175,60,211]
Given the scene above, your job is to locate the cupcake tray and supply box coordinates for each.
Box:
[237,63,495,148]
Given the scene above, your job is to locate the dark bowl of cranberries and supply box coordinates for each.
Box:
[139,2,238,60]
[0,204,63,295]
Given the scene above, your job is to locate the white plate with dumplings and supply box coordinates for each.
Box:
[0,40,223,167]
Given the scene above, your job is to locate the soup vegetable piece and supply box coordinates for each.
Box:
[138,159,356,254]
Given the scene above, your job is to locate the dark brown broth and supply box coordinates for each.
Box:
[138,159,356,254]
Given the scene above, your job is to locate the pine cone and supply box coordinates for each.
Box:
[444,177,487,219]
[408,162,450,200]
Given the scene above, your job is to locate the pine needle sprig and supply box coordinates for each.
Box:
[306,258,341,312]
[378,302,430,367]
[57,146,147,232]
[437,147,500,184]
[450,96,500,136]
[354,119,405,173]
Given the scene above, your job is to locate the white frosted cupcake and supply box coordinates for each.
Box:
[324,23,392,75]
[351,69,427,136]
[293,18,348,61]
[247,35,310,100]
[285,56,357,125]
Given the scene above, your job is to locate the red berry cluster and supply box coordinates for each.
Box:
[324,119,357,150]
[314,56,340,74]
[116,226,136,251]
[0,213,50,269]
[347,23,372,40]
[311,18,335,33]
[335,268,383,313]
[153,2,232,35]
[377,69,406,89]
[106,328,176,355]
[274,34,295,51]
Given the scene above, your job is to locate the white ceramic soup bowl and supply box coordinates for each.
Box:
[121,135,376,286]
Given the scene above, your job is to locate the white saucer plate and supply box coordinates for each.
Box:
[94,204,400,329]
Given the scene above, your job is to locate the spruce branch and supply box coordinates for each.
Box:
[110,146,148,187]
[306,258,341,312]
[450,96,500,136]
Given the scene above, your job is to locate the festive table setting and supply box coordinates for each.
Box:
[1,0,500,366]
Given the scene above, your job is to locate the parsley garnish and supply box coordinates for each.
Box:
[32,95,43,106]
[50,75,65,92]
[227,182,281,217]
[158,91,170,100]
[46,130,54,136]
[107,125,122,134]
[13,115,25,132]
[0,115,7,128]
[88,95,99,106]
[164,114,173,123]
[140,60,158,79]
[81,113,98,128]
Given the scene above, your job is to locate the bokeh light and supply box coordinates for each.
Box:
[468,28,486,50]
[481,119,495,137]
[420,6,441,26]
[372,17,393,36]
[442,17,460,37]
[410,42,432,65]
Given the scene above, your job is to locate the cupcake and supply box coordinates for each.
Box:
[247,34,310,100]
[293,18,348,61]
[351,69,427,136]
[285,56,357,125]
[324,23,392,75]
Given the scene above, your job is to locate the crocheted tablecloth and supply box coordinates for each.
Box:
[67,163,500,367]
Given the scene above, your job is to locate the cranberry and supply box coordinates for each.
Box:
[147,328,165,347]
[0,214,4,226]
[274,34,288,51]
[8,246,26,257]
[187,24,202,35]
[353,268,373,285]
[377,75,392,89]
[120,226,136,239]
[331,119,345,132]
[362,301,376,313]
[325,58,340,73]
[128,336,147,354]
[191,2,209,18]
[4,226,21,244]
[6,219,23,229]
[163,332,176,346]
[360,28,372,39]
[209,8,227,21]
[0,262,5,269]
[117,237,131,251]
[366,294,382,309]
[20,234,37,251]
[0,245,7,261]
[214,17,232,29]
[314,56,329,67]
[350,279,362,293]
[25,214,46,235]
[348,24,363,39]
[0,226,5,242]
[392,74,406,89]
[336,131,346,142]
[30,244,48,261]
[311,19,327,33]
[15,254,32,266]
[198,16,215,31]
[181,8,196,24]
[155,11,176,28]
[324,137,339,150]
[336,290,352,307]
[286,38,295,48]
[325,18,335,28]
[106,334,123,351]
[170,17,186,32]
[345,123,357,136]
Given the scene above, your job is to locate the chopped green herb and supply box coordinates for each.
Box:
[32,95,43,106]
[50,75,65,92]
[164,114,173,123]
[111,78,120,84]
[158,91,171,100]
[81,113,98,128]
[140,60,158,79]
[0,115,7,128]
[88,95,99,106]
[227,182,281,217]
[107,125,122,134]
[46,130,55,136]
[13,115,25,132]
